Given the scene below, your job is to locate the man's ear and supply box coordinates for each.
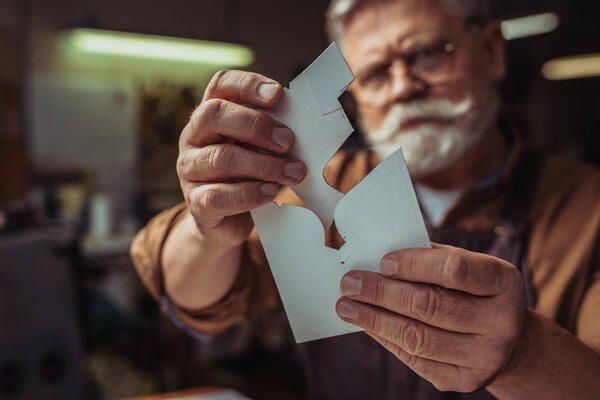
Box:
[483,21,507,81]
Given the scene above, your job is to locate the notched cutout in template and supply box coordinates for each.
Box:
[252,150,430,343]
[261,43,355,231]
[326,222,346,251]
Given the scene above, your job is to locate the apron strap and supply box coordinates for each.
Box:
[489,148,545,307]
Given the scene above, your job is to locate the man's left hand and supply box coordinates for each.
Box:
[336,244,526,393]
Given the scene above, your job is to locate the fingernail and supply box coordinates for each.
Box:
[341,275,362,296]
[272,127,294,149]
[260,183,279,198]
[284,162,305,180]
[258,83,278,101]
[381,258,398,277]
[337,300,358,320]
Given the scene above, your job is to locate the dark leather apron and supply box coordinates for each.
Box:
[298,149,543,400]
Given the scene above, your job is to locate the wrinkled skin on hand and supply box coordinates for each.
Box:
[177,70,306,246]
[336,244,525,393]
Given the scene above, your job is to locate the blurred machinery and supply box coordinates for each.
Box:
[0,227,85,399]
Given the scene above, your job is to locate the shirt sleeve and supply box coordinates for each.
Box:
[129,203,279,337]
[129,150,360,338]
[130,203,188,303]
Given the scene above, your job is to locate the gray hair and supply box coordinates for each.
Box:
[325,0,491,44]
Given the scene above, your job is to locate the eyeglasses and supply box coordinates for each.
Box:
[351,41,456,108]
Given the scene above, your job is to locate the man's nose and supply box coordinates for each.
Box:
[388,62,425,102]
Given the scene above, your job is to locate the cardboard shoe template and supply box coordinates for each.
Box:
[251,43,430,343]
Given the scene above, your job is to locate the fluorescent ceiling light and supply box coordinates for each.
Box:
[501,12,559,40]
[542,54,600,80]
[68,28,254,67]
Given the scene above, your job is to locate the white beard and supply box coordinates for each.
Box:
[363,93,500,179]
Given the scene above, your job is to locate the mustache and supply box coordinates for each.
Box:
[367,97,474,142]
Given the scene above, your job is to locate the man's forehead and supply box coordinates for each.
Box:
[344,0,455,56]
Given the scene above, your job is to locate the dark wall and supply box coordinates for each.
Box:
[495,0,600,162]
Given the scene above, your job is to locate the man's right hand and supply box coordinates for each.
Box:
[177,70,306,247]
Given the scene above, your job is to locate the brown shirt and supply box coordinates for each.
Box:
[130,145,600,355]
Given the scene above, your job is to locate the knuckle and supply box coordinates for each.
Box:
[485,258,506,290]
[184,185,195,204]
[457,375,486,393]
[176,152,187,177]
[184,107,201,139]
[505,265,524,294]
[198,98,225,127]
[399,320,426,355]
[248,111,271,138]
[444,249,469,287]
[183,103,210,145]
[207,69,230,95]
[490,260,524,298]
[410,286,440,321]
[433,381,453,392]
[199,186,224,211]
[186,186,204,209]
[207,144,236,172]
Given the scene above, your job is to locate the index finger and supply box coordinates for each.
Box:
[203,70,284,108]
[380,244,520,296]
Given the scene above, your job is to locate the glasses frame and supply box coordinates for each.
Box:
[351,40,458,109]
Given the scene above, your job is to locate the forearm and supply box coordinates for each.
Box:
[487,308,600,400]
[162,212,242,310]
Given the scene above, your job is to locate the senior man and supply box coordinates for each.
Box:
[131,0,600,398]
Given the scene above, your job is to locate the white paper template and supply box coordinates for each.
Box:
[250,43,430,343]
[262,43,354,230]
[252,150,430,343]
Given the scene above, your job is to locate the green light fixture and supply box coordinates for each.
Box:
[501,12,559,41]
[68,28,254,67]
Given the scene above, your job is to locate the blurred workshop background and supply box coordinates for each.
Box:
[0,0,599,399]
